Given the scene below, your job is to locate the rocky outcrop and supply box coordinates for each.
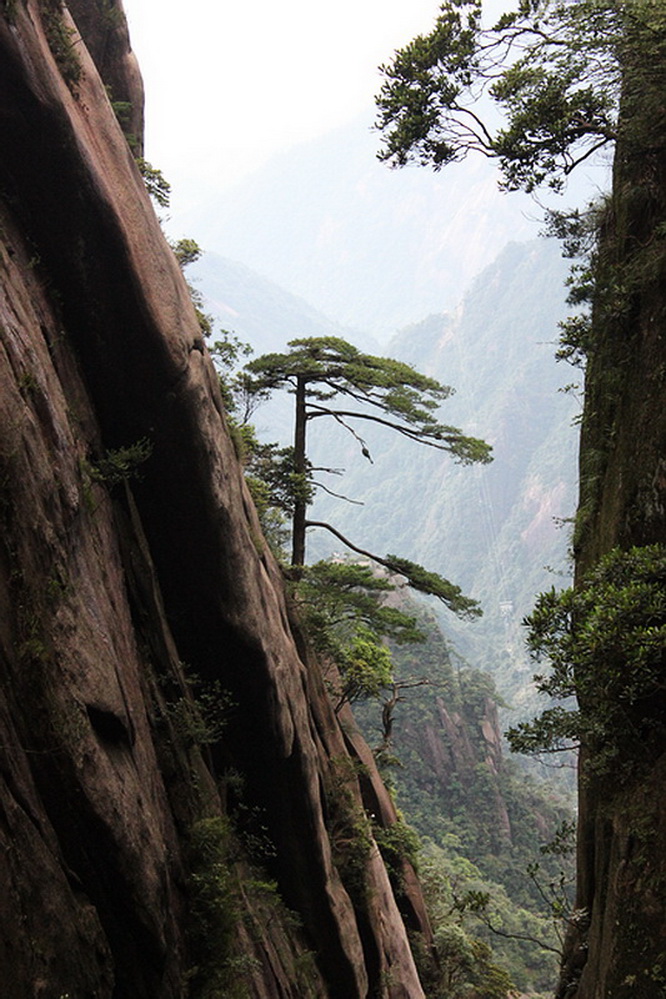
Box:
[560,21,666,998]
[0,2,431,995]
[402,692,513,851]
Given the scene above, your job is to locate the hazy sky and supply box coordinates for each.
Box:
[124,0,442,204]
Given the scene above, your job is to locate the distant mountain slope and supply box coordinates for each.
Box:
[305,238,578,710]
[193,238,577,713]
[189,251,376,354]
[353,602,574,995]
[181,119,537,339]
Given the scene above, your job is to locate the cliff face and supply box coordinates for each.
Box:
[404,693,513,849]
[0,3,430,996]
[562,19,666,998]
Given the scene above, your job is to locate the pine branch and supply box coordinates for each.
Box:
[304,521,481,618]
[312,481,365,505]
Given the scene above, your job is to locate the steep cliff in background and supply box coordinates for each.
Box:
[0,2,432,995]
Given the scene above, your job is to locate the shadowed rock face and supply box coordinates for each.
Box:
[558,43,666,999]
[0,3,431,995]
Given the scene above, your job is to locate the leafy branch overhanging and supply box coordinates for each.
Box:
[374,0,654,193]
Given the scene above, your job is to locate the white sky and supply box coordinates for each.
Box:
[124,0,442,200]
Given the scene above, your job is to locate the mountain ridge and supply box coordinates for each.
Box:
[179,118,539,339]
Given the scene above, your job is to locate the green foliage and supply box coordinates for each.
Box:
[96,0,126,30]
[416,843,518,998]
[245,442,312,517]
[186,817,247,999]
[223,423,294,556]
[172,237,203,269]
[244,336,491,465]
[111,98,134,132]
[335,627,394,708]
[508,544,666,784]
[242,336,489,614]
[184,805,319,997]
[377,0,666,199]
[219,770,277,864]
[17,372,38,396]
[556,313,594,368]
[323,756,373,906]
[164,679,233,748]
[453,825,577,963]
[170,238,215,337]
[135,157,171,208]
[541,193,654,371]
[243,474,290,557]
[200,329,296,553]
[88,437,152,488]
[295,559,424,710]
[376,0,625,192]
[543,199,609,367]
[506,705,580,757]
[298,560,424,644]
[194,312,213,339]
[353,604,574,992]
[40,0,82,90]
[1,0,18,23]
[384,555,481,619]
[209,331,255,415]
[372,811,421,893]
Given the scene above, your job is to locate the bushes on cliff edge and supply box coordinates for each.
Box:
[508,544,666,784]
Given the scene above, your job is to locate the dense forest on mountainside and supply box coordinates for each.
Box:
[352,604,575,996]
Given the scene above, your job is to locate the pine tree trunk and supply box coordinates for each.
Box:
[291,373,307,570]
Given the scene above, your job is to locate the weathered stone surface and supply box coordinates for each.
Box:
[67,0,145,152]
[0,2,431,996]
[560,42,666,999]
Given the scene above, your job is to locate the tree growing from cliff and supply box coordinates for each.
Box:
[241,335,491,617]
[376,1,666,367]
[507,544,666,782]
[375,0,628,192]
[296,559,428,711]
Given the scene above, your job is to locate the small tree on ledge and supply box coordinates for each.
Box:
[241,335,491,619]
